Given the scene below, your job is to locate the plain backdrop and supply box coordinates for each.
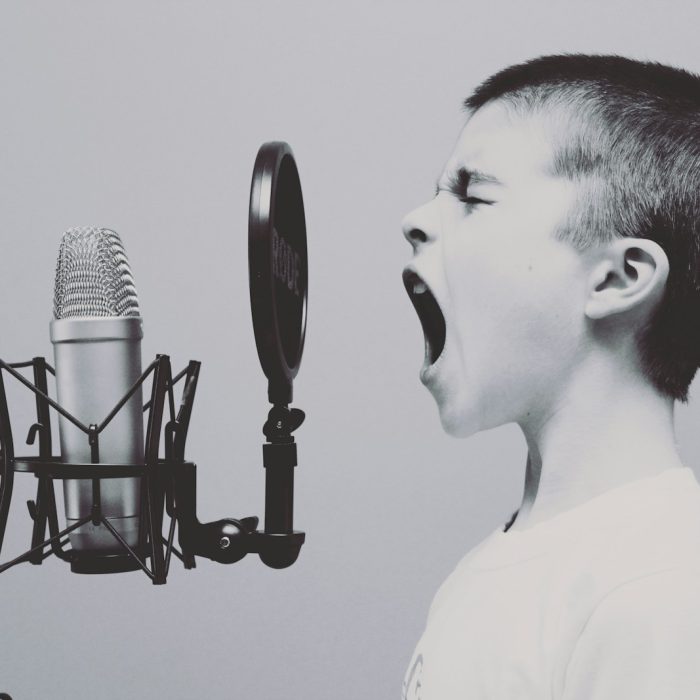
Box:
[1,2,699,699]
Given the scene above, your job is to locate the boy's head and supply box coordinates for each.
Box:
[402,54,700,437]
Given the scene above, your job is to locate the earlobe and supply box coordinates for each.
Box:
[584,238,669,321]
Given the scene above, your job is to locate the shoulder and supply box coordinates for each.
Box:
[562,568,700,699]
[584,567,700,631]
[583,468,700,582]
[424,527,503,623]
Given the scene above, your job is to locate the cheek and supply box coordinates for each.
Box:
[444,234,583,359]
[443,231,533,322]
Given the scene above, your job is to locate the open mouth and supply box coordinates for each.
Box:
[403,269,446,365]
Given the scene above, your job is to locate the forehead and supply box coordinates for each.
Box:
[444,100,557,184]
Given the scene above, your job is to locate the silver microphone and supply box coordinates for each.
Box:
[50,227,144,552]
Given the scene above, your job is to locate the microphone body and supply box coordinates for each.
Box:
[51,317,144,551]
[51,227,144,553]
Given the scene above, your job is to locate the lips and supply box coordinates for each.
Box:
[403,269,446,365]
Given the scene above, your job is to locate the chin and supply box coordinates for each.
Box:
[434,384,512,438]
[436,397,482,438]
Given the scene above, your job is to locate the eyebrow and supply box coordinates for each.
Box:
[435,166,503,196]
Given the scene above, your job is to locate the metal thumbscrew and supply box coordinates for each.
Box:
[219,536,231,549]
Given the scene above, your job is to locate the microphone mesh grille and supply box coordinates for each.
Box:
[53,227,141,319]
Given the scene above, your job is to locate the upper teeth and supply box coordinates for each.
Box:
[413,280,427,294]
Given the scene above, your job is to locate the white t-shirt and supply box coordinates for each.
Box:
[403,466,700,699]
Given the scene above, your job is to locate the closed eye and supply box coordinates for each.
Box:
[459,195,493,207]
[436,168,495,208]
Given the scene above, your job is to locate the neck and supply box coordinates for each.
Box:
[508,358,683,532]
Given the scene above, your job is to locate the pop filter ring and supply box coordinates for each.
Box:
[249,141,308,405]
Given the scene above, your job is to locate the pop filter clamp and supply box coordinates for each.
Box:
[0,141,307,584]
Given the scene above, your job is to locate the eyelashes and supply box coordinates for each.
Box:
[461,195,492,206]
[447,168,471,196]
[440,169,494,207]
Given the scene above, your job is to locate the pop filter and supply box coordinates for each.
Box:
[249,142,308,405]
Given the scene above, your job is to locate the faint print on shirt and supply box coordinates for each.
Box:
[402,654,423,700]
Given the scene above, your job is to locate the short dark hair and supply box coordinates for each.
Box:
[464,54,700,401]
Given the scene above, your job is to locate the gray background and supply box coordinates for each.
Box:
[1,1,699,698]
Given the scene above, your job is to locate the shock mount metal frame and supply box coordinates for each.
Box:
[0,355,305,585]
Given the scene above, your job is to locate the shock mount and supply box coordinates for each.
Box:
[0,354,305,585]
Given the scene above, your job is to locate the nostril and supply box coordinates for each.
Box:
[407,228,428,245]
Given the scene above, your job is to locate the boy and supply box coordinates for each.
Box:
[401,54,700,699]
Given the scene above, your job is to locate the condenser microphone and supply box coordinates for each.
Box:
[50,227,144,552]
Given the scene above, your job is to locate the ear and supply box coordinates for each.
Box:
[584,238,669,321]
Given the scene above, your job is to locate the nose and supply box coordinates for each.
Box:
[402,199,439,251]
